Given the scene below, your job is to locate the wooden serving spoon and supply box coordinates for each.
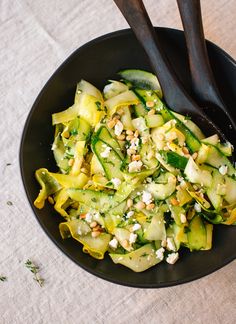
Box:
[113,0,235,144]
[177,0,236,140]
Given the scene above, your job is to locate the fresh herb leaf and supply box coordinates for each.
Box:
[95,101,102,111]
[25,259,44,287]
[70,129,78,136]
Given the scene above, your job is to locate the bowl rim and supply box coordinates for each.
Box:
[19,27,236,288]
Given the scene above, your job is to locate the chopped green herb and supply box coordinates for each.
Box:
[95,101,102,111]
[7,201,13,206]
[140,252,148,257]
[184,227,191,233]
[91,198,97,202]
[25,259,44,287]
[0,276,7,282]
[70,129,78,136]
[6,163,11,166]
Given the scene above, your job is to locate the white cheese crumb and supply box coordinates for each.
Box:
[114,120,124,136]
[111,177,121,189]
[166,237,176,251]
[219,165,228,175]
[128,160,143,173]
[180,213,187,223]
[109,238,118,249]
[129,233,137,244]
[156,247,165,261]
[85,213,92,223]
[142,191,152,205]
[194,203,201,213]
[100,145,112,158]
[126,211,134,218]
[132,223,141,231]
[166,252,179,264]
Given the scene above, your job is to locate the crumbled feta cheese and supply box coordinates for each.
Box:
[114,120,123,136]
[166,237,176,251]
[126,211,134,218]
[156,247,165,261]
[109,238,118,249]
[180,213,187,223]
[85,213,92,223]
[100,145,112,158]
[128,160,143,173]
[194,203,201,213]
[166,252,179,264]
[111,177,121,189]
[129,233,137,244]
[142,191,152,205]
[219,165,228,175]
[132,223,141,231]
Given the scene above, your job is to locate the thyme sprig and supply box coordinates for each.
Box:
[25,259,44,287]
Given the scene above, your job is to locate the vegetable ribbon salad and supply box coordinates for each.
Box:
[34,69,236,272]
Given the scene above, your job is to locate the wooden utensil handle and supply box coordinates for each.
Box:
[177,0,225,109]
[113,0,202,116]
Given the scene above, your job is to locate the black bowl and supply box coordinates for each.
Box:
[20,28,236,288]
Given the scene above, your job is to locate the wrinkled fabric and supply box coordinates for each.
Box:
[0,0,235,323]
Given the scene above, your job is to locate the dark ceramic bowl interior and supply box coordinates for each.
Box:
[20,28,236,288]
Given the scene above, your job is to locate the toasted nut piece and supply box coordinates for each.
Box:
[48,196,54,205]
[91,231,100,238]
[136,201,146,209]
[126,130,134,135]
[80,214,87,219]
[182,147,189,155]
[122,239,129,248]
[63,131,70,138]
[93,225,101,232]
[117,108,124,115]
[81,167,88,174]
[107,119,116,129]
[126,135,134,141]
[170,198,179,206]
[161,239,167,247]
[134,130,139,137]
[192,152,198,160]
[90,221,97,228]
[148,108,155,115]
[146,101,155,108]
[68,158,74,167]
[132,154,141,161]
[117,134,126,141]
[127,198,133,208]
[146,203,155,210]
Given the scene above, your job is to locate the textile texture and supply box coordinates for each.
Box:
[0,0,235,323]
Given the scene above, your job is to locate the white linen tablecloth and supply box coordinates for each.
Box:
[1,1,235,323]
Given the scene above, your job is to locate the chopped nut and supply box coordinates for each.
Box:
[148,108,155,115]
[81,167,88,174]
[122,239,129,248]
[182,147,189,155]
[48,196,54,205]
[146,101,154,108]
[80,214,86,219]
[126,130,134,135]
[63,131,70,138]
[136,201,146,209]
[146,203,155,210]
[134,130,139,137]
[117,134,126,140]
[192,152,198,160]
[91,231,100,238]
[117,108,124,115]
[132,154,141,161]
[126,135,134,141]
[170,198,179,206]
[93,225,101,232]
[90,221,97,228]
[127,198,133,208]
[107,119,116,129]
[68,158,74,167]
